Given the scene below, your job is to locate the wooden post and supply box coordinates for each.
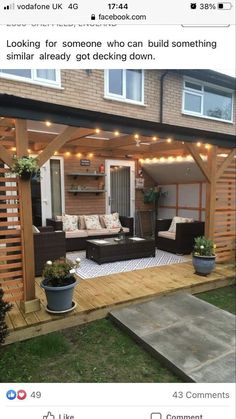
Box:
[205,146,217,239]
[15,119,40,313]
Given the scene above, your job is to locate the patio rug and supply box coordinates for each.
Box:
[67,250,188,279]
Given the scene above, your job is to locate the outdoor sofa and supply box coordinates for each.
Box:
[46,214,134,252]
[156,217,205,254]
[34,226,66,276]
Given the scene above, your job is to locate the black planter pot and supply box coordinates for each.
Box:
[41,277,78,312]
[20,171,32,181]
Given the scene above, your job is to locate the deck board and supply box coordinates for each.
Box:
[5,262,235,345]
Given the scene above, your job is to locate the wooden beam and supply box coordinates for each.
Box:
[37,126,78,167]
[185,143,211,183]
[107,135,135,149]
[0,144,13,167]
[215,148,236,182]
[205,146,217,239]
[15,119,38,308]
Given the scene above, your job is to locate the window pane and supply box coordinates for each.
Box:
[108,70,123,95]
[204,87,232,120]
[50,159,62,217]
[126,70,142,102]
[184,92,201,113]
[36,69,56,81]
[0,69,31,78]
[185,81,202,91]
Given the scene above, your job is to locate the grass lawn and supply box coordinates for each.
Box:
[196,285,236,314]
[0,285,235,383]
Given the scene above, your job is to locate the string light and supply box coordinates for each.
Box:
[54,151,58,155]
[65,151,71,156]
[88,153,94,158]
[77,152,82,158]
[196,142,201,147]
[11,147,16,151]
[45,121,51,127]
[95,128,100,134]
[28,149,31,153]
[205,144,211,150]
[167,138,172,143]
[152,136,157,141]
[134,134,139,140]
[114,131,120,136]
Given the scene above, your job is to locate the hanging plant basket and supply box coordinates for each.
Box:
[11,156,39,180]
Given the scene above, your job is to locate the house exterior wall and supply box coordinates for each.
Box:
[162,72,235,135]
[1,70,235,135]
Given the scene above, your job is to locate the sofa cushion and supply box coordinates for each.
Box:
[158,231,176,240]
[99,215,107,228]
[87,228,110,236]
[65,229,88,238]
[168,216,194,233]
[55,215,62,221]
[102,212,122,229]
[84,215,102,230]
[78,215,86,230]
[107,227,129,234]
[62,214,78,231]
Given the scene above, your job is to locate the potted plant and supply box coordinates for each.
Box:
[11,156,39,180]
[192,236,216,276]
[41,257,81,313]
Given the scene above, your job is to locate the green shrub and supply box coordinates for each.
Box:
[0,288,12,345]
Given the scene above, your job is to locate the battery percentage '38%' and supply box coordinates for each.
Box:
[199,3,217,8]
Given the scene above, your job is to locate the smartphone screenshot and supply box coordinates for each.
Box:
[0,1,235,418]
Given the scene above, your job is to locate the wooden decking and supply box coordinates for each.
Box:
[5,262,235,344]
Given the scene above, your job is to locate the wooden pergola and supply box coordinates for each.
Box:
[0,95,235,313]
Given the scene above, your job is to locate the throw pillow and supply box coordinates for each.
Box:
[84,215,102,230]
[32,225,40,233]
[103,213,122,229]
[168,216,194,233]
[55,215,62,221]
[99,215,107,228]
[62,214,78,231]
[78,215,86,230]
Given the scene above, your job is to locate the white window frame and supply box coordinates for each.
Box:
[0,69,61,89]
[182,77,233,123]
[104,69,145,105]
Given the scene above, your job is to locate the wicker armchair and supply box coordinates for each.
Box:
[34,226,66,276]
[156,219,205,254]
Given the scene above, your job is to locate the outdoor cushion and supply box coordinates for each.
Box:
[65,229,88,238]
[99,215,107,228]
[62,214,78,231]
[87,228,111,236]
[32,225,40,233]
[78,215,86,229]
[168,216,194,233]
[102,212,122,229]
[158,231,176,240]
[84,215,102,230]
[108,227,129,234]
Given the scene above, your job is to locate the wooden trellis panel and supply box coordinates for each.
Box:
[0,164,24,302]
[214,152,236,262]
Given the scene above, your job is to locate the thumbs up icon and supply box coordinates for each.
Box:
[43,412,55,419]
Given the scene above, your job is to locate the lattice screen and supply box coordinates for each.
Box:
[215,152,236,262]
[0,163,24,301]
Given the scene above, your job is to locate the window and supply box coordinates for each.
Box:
[0,69,61,88]
[183,78,233,122]
[105,69,144,104]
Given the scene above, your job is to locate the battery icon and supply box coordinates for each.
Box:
[218,2,233,9]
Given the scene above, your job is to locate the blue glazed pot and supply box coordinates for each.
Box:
[192,255,216,276]
[41,278,77,312]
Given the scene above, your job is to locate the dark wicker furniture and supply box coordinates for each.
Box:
[46,216,134,252]
[156,219,205,255]
[86,237,156,264]
[34,227,66,276]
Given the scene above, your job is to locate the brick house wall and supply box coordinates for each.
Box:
[1,70,235,134]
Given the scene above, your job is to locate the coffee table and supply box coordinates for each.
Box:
[86,237,156,264]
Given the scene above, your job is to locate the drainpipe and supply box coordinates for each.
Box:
[160,70,169,123]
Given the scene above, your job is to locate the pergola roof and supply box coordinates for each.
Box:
[0,94,235,148]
